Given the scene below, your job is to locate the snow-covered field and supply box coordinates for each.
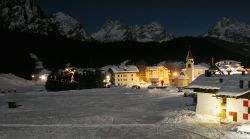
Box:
[0,87,249,139]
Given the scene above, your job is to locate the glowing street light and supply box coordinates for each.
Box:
[39,74,48,82]
[214,107,221,116]
[173,72,178,77]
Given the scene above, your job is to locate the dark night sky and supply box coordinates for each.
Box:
[37,0,250,36]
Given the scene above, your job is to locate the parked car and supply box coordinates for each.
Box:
[132,85,141,89]
[183,89,196,97]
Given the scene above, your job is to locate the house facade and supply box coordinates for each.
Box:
[109,66,139,87]
[189,72,250,123]
[145,65,170,86]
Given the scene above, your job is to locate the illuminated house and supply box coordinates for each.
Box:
[109,66,139,87]
[145,65,170,86]
[189,71,250,123]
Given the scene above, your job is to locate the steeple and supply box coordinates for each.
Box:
[186,48,194,83]
[186,49,193,61]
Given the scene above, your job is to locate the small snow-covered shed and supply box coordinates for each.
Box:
[189,73,250,123]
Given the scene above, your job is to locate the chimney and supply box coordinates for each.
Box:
[242,71,245,75]
[219,78,223,83]
[240,80,244,89]
[205,70,211,77]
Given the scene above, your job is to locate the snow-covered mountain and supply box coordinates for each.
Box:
[203,17,250,46]
[92,20,131,42]
[92,20,173,43]
[0,0,91,41]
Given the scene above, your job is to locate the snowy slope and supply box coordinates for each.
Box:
[92,20,173,42]
[0,74,44,93]
[203,17,250,46]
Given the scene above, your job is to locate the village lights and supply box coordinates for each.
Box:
[106,75,110,80]
[39,74,48,82]
[173,72,178,77]
[31,74,35,79]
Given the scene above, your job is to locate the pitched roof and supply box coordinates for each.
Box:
[217,74,250,97]
[189,74,231,89]
[189,74,250,97]
[146,65,168,71]
[186,50,193,60]
[110,66,139,73]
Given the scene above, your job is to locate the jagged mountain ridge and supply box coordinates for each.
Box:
[203,17,250,46]
[92,20,173,42]
[0,0,91,41]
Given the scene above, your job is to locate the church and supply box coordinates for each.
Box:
[170,50,208,87]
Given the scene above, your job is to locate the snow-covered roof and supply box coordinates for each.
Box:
[194,65,209,69]
[110,66,139,73]
[217,74,250,97]
[216,60,241,66]
[189,74,231,89]
[146,66,158,70]
[189,74,250,97]
[146,65,168,71]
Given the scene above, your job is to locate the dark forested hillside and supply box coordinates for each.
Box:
[1,31,250,79]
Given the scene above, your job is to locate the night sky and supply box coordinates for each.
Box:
[37,0,250,36]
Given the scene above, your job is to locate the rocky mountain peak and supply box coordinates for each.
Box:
[203,17,250,46]
[92,20,173,43]
[0,0,43,29]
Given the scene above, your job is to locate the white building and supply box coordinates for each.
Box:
[189,72,250,123]
[109,66,139,87]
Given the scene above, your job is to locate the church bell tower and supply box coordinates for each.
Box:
[186,49,194,83]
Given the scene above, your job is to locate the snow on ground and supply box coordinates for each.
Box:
[0,74,45,93]
[235,123,250,134]
[0,87,250,139]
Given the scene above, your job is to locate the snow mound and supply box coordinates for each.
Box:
[0,74,34,87]
[0,74,44,93]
